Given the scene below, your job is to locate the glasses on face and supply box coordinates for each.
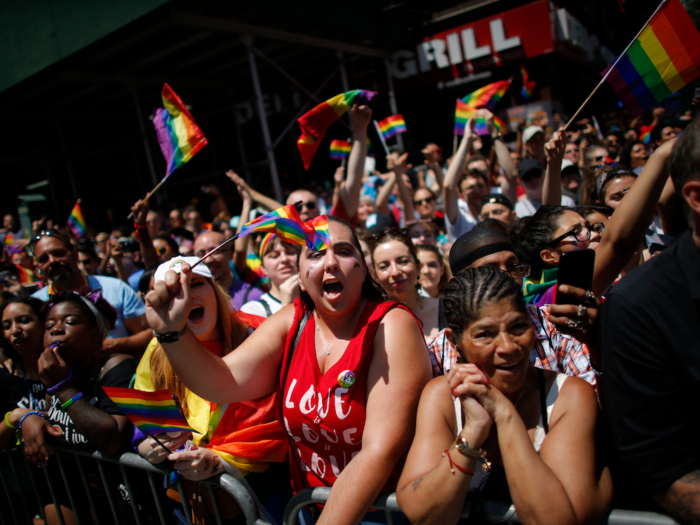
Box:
[301,201,317,211]
[31,229,65,245]
[414,197,434,206]
[155,246,168,256]
[502,264,531,279]
[548,224,591,247]
[607,187,631,202]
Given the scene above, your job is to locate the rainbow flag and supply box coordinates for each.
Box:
[102,387,197,437]
[376,114,407,141]
[153,84,208,178]
[603,0,700,117]
[330,139,351,160]
[67,201,86,238]
[521,66,536,101]
[297,90,377,170]
[454,101,505,136]
[461,80,511,111]
[238,204,317,249]
[640,129,652,144]
[308,215,329,251]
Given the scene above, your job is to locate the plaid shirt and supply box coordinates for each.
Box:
[426,304,595,385]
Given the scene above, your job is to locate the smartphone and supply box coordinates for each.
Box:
[555,249,595,305]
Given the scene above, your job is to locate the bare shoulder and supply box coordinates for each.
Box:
[418,377,459,434]
[549,374,597,427]
[380,306,424,336]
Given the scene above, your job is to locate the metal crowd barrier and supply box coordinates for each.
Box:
[281,487,682,525]
[0,442,269,525]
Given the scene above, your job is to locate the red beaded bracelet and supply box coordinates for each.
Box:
[443,449,474,476]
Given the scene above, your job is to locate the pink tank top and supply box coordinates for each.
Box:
[279,299,411,492]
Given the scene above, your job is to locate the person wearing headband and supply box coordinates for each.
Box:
[19,288,137,523]
[134,257,287,523]
[240,234,299,318]
[144,216,432,525]
[591,166,638,210]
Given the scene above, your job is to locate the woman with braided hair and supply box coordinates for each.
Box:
[397,266,611,524]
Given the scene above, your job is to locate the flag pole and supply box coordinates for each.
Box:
[373,121,391,156]
[126,177,169,219]
[189,201,303,270]
[563,0,669,132]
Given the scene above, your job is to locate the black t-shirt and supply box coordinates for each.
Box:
[47,358,137,449]
[600,230,700,493]
[0,365,46,412]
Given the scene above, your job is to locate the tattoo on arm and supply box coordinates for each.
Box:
[68,400,118,451]
[412,476,425,491]
[661,470,700,524]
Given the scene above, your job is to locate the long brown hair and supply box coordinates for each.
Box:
[149,278,247,416]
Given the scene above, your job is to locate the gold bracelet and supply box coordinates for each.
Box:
[454,436,492,473]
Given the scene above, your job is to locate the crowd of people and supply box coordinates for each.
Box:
[1,98,699,525]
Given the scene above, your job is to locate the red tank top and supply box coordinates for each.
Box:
[278,299,413,492]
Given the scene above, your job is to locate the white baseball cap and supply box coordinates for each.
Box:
[522,126,544,143]
[154,256,213,283]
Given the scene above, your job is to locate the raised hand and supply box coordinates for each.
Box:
[334,166,346,185]
[547,285,602,348]
[145,264,192,335]
[386,152,409,173]
[350,104,372,131]
[131,199,149,226]
[544,128,567,164]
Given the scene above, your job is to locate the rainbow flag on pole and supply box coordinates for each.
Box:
[376,114,407,141]
[604,0,700,117]
[297,90,377,170]
[454,101,506,137]
[521,66,536,101]
[102,387,197,437]
[67,201,86,239]
[330,140,351,160]
[153,84,208,178]
[461,80,511,111]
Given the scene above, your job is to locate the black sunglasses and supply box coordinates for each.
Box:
[301,201,317,211]
[414,197,434,206]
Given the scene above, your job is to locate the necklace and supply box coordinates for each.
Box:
[316,317,353,356]
[18,360,39,410]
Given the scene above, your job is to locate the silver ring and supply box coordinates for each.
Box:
[566,320,583,330]
[585,290,595,301]
[577,304,587,318]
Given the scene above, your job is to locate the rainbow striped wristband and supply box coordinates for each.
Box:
[61,393,84,410]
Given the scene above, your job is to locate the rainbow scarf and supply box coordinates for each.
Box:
[521,66,536,101]
[376,114,407,141]
[330,139,351,160]
[297,90,377,169]
[102,387,197,437]
[454,101,506,136]
[153,84,208,178]
[461,80,511,110]
[67,201,86,238]
[603,0,700,117]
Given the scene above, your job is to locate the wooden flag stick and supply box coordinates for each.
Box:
[563,0,669,132]
[126,177,168,219]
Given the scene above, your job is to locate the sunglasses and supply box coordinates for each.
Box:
[301,201,317,211]
[155,246,168,256]
[414,197,434,206]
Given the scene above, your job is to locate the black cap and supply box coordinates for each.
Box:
[448,229,515,275]
[518,159,544,180]
[479,193,514,213]
[365,212,396,233]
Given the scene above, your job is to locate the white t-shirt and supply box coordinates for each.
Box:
[515,195,576,218]
[445,198,479,242]
[240,293,282,318]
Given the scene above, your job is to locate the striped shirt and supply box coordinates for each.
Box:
[426,304,595,385]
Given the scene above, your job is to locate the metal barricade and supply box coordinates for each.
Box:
[0,442,270,525]
[281,487,682,525]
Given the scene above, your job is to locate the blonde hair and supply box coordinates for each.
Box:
[149,278,248,416]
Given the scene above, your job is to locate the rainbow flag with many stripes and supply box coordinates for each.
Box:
[461,80,511,111]
[521,66,536,101]
[67,201,86,239]
[153,84,208,178]
[330,140,351,160]
[102,387,197,437]
[454,101,506,136]
[604,0,700,117]
[376,114,407,141]
[238,204,330,251]
[297,90,377,170]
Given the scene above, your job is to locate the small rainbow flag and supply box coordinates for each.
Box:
[521,66,536,101]
[238,204,318,250]
[330,139,351,160]
[461,80,511,111]
[376,114,407,141]
[67,201,86,239]
[102,387,197,437]
[308,215,329,251]
[297,90,377,170]
[153,84,208,178]
[603,0,700,117]
[454,101,506,137]
[640,129,652,144]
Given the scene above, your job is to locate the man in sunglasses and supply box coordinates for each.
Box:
[427,228,599,386]
[31,231,152,356]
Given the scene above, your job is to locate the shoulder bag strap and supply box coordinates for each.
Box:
[537,368,549,434]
